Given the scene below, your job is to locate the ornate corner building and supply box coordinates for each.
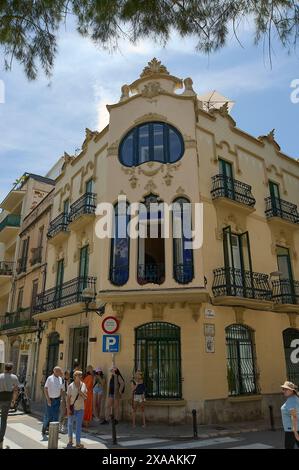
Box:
[1,59,299,424]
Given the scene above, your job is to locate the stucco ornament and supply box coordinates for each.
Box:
[120,84,130,102]
[141,81,164,99]
[183,77,196,96]
[140,58,170,78]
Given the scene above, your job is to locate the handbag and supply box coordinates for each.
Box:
[69,385,81,415]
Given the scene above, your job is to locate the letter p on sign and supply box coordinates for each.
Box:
[102,334,120,353]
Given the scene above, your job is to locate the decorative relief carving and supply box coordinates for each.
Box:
[182,78,196,96]
[151,303,165,320]
[188,303,201,322]
[107,140,120,157]
[141,81,164,99]
[111,303,125,321]
[288,313,297,329]
[176,186,186,195]
[234,307,245,324]
[144,180,157,193]
[140,58,170,78]
[120,84,130,102]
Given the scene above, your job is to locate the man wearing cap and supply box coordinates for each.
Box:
[281,380,299,449]
[0,363,19,449]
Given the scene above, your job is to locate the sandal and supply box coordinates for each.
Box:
[76,443,85,449]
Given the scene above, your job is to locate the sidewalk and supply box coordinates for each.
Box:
[30,401,279,441]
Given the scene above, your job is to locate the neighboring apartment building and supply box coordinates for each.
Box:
[0,173,55,389]
[33,59,299,424]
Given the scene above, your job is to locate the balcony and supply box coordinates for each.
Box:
[211,175,255,213]
[47,213,69,244]
[173,263,194,284]
[272,279,299,312]
[137,263,165,285]
[0,308,36,332]
[30,246,43,266]
[0,214,21,243]
[212,267,272,310]
[0,261,14,287]
[34,276,97,316]
[16,257,27,275]
[68,193,96,229]
[265,196,299,227]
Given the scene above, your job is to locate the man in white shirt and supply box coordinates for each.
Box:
[0,363,19,449]
[42,366,63,439]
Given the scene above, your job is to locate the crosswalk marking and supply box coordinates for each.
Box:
[229,443,274,449]
[3,437,22,449]
[120,438,169,447]
[153,436,241,449]
[8,423,64,449]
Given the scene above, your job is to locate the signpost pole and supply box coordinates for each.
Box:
[111,353,117,445]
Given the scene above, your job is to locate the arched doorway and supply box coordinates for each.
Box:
[46,332,60,378]
[283,328,299,386]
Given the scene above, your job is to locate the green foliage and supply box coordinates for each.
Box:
[0,1,299,80]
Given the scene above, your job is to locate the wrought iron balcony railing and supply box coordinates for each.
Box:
[109,265,129,286]
[265,196,299,224]
[30,246,43,265]
[212,267,272,300]
[0,261,14,276]
[47,212,69,239]
[211,175,256,207]
[173,263,194,284]
[272,279,299,305]
[16,257,27,274]
[34,276,96,313]
[0,214,21,233]
[137,263,165,285]
[0,308,36,331]
[68,193,96,224]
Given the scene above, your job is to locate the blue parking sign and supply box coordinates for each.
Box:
[102,334,120,353]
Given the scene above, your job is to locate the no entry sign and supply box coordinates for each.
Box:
[102,316,119,334]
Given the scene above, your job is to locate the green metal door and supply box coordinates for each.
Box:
[219,159,234,199]
[79,245,89,294]
[269,181,281,216]
[55,259,64,307]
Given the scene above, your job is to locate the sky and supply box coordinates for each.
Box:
[0,19,299,202]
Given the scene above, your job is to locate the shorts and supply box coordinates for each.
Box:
[94,386,103,395]
[133,395,144,403]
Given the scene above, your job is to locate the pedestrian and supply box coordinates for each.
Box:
[41,366,63,439]
[83,365,94,428]
[0,363,19,449]
[104,367,125,425]
[59,370,70,433]
[67,370,87,449]
[70,360,80,382]
[131,370,146,428]
[93,367,106,422]
[280,380,299,449]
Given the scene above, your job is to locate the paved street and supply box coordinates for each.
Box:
[1,411,287,449]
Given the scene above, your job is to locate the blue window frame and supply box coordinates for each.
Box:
[119,122,184,167]
[172,197,194,284]
[109,201,130,286]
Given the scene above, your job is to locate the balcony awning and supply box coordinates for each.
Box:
[0,190,25,213]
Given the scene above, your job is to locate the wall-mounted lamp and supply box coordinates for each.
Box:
[82,288,106,317]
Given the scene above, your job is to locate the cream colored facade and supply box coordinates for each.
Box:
[32,59,299,424]
[0,174,54,389]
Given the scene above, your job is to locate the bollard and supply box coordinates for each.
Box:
[192,409,198,439]
[269,405,275,431]
[48,421,59,449]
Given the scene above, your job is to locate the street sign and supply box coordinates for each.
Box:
[102,316,119,334]
[102,334,120,353]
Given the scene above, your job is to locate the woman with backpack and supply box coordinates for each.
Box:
[104,367,125,425]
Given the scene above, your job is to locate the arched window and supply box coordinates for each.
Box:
[137,194,165,285]
[135,322,182,399]
[109,201,130,286]
[283,328,299,386]
[172,197,194,284]
[119,122,184,167]
[226,324,259,396]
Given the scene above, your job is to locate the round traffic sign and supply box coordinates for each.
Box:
[102,316,119,334]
